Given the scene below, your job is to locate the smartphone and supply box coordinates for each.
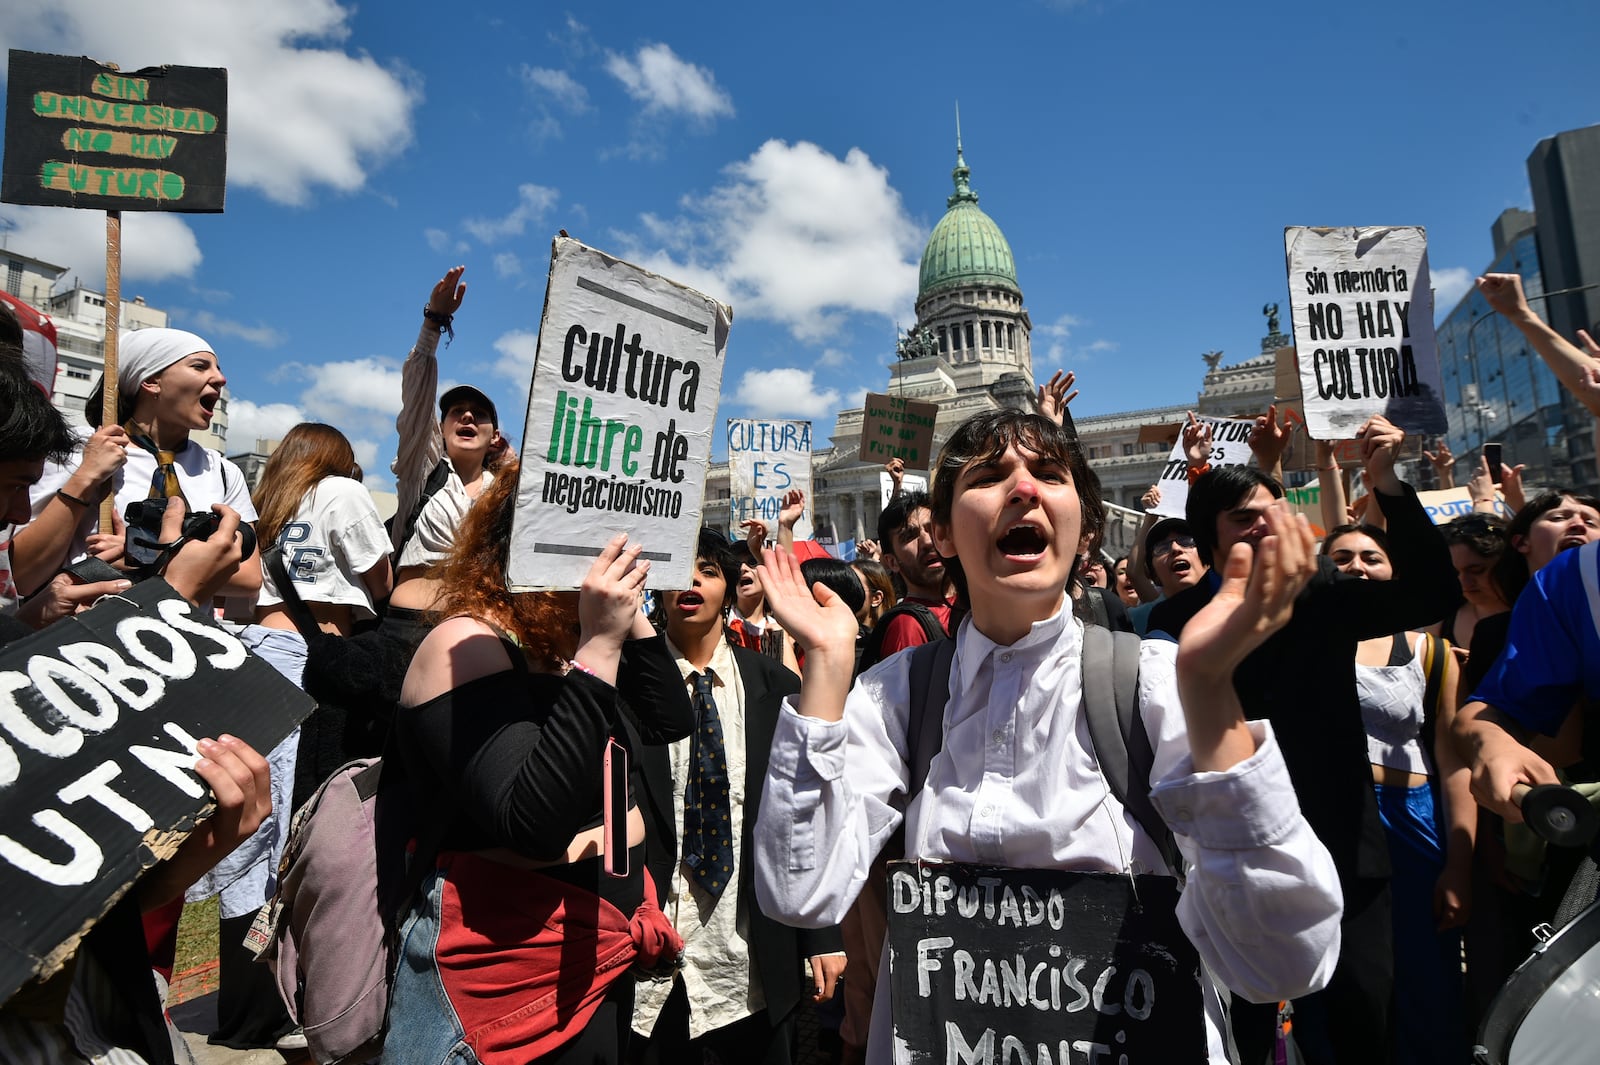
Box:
[1483,442,1503,485]
[603,739,630,878]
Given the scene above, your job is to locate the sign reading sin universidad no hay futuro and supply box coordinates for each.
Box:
[3,50,227,212]
[509,237,730,591]
[0,580,312,1006]
[1284,226,1447,439]
[859,392,940,471]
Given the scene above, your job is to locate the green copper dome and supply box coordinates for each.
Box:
[916,142,1020,301]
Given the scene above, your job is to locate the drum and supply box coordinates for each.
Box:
[1474,900,1600,1064]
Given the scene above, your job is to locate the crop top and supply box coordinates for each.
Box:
[1357,632,1433,777]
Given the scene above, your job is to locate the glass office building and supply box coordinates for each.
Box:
[1434,228,1593,492]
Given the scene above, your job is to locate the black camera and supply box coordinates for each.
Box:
[123,498,257,577]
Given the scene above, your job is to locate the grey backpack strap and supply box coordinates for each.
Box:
[904,638,956,801]
[1081,626,1181,877]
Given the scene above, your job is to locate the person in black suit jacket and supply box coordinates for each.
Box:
[1147,415,1459,1065]
[631,530,845,1065]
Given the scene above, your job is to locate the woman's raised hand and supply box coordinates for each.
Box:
[578,533,649,654]
[757,545,858,660]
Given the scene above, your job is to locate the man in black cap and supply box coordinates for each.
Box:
[390,267,506,581]
[1127,516,1207,635]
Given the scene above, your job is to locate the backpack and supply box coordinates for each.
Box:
[894,624,1179,874]
[390,457,452,567]
[856,600,949,675]
[246,756,425,1065]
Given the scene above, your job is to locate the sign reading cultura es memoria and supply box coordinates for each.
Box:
[3,50,227,212]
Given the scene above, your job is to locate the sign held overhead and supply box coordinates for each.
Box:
[510,237,730,590]
[1284,226,1447,438]
[3,50,228,212]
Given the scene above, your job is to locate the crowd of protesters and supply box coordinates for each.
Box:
[0,264,1597,1065]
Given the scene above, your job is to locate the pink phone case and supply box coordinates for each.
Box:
[603,739,629,878]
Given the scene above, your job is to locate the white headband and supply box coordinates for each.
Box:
[117,328,214,397]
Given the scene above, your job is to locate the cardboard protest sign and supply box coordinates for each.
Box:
[1284,227,1447,438]
[879,470,929,510]
[1149,416,1255,519]
[1417,486,1511,525]
[510,237,729,590]
[3,50,227,212]
[0,580,312,1004]
[859,393,939,471]
[727,419,812,539]
[888,862,1206,1064]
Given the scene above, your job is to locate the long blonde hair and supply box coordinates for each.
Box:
[254,423,358,549]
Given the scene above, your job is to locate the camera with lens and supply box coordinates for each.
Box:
[123,498,257,578]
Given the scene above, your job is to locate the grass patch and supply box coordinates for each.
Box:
[175,897,220,976]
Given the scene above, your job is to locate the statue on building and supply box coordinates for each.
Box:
[1201,350,1224,372]
[895,323,939,362]
[1263,302,1281,336]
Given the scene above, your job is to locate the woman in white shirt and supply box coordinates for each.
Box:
[18,328,260,599]
[751,409,1344,1065]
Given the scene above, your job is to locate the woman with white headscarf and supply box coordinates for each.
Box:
[16,328,291,1049]
[17,327,260,595]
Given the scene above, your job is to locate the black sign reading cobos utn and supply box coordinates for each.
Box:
[887,862,1207,1065]
[0,581,312,1004]
[3,50,227,212]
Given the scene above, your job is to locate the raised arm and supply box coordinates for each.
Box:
[1248,402,1291,485]
[1478,273,1600,417]
[1314,439,1348,536]
[1035,370,1079,427]
[1127,484,1162,603]
[391,266,465,552]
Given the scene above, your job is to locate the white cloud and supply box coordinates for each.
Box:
[491,329,539,388]
[1036,313,1082,339]
[182,310,285,348]
[521,66,590,111]
[2,0,422,206]
[818,347,850,368]
[733,368,840,418]
[494,252,523,279]
[1033,311,1115,364]
[604,43,733,121]
[615,140,921,341]
[0,205,201,283]
[1432,266,1473,317]
[424,228,451,253]
[226,399,307,450]
[462,184,559,244]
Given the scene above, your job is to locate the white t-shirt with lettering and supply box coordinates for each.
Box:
[258,478,389,620]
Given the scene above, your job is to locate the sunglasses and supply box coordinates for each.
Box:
[1152,535,1196,559]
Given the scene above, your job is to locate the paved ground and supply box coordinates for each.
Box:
[169,992,306,1065]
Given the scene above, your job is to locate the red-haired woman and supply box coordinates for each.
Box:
[389,464,693,1063]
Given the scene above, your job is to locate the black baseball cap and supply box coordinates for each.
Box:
[439,384,498,428]
[1143,517,1191,581]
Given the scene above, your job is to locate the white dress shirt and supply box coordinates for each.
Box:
[633,636,766,1040]
[753,608,1343,1065]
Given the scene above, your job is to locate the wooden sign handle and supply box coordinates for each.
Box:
[99,210,121,532]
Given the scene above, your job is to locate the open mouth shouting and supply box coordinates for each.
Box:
[996,522,1048,562]
[674,589,706,615]
[198,393,219,422]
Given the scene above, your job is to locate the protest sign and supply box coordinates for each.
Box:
[1149,416,1255,519]
[1417,486,1511,525]
[1284,227,1447,439]
[509,237,729,590]
[859,393,940,471]
[3,50,227,212]
[727,418,812,539]
[0,579,312,1003]
[880,470,929,510]
[888,862,1207,1065]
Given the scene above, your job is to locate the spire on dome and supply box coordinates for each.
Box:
[949,102,977,207]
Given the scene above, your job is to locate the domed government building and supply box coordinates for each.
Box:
[706,132,1281,555]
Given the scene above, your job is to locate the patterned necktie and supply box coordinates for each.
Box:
[682,670,734,899]
[124,424,185,502]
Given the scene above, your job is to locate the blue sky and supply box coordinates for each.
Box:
[2,0,1596,488]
